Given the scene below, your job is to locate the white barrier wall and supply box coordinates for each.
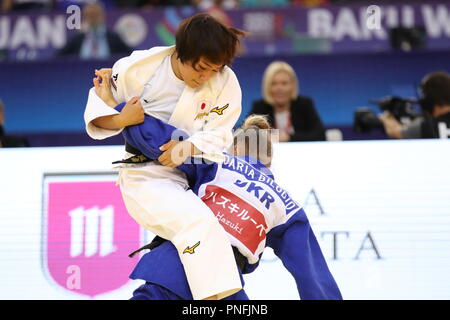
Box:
[0,140,449,300]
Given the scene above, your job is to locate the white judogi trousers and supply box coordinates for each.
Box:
[117,162,242,300]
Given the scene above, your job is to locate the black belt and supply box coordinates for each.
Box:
[128,236,167,258]
[112,142,152,164]
[125,142,143,155]
[129,236,247,273]
[232,246,247,273]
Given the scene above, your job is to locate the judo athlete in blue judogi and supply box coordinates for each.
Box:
[114,102,342,300]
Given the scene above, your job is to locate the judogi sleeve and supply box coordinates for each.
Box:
[83,53,135,140]
[116,103,180,159]
[119,104,218,192]
[187,68,242,156]
[266,208,343,300]
[83,87,124,140]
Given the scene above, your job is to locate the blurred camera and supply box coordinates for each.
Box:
[353,96,419,133]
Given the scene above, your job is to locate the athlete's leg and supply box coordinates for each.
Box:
[222,289,249,300]
[119,168,242,300]
[130,282,183,300]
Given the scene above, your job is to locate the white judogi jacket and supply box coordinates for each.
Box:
[83,45,242,165]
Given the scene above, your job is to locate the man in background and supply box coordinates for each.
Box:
[1,0,53,12]
[379,71,450,139]
[58,3,131,60]
[0,100,29,148]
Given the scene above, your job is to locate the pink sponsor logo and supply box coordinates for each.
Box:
[43,176,141,298]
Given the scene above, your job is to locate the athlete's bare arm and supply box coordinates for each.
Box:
[92,69,144,129]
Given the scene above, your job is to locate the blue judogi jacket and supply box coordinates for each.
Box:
[116,103,343,300]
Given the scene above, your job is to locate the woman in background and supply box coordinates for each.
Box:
[249,61,326,142]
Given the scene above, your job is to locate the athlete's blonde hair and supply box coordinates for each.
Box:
[262,61,299,105]
[242,114,271,130]
[234,114,273,166]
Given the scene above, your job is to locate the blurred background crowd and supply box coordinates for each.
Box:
[1,0,449,147]
[0,0,426,12]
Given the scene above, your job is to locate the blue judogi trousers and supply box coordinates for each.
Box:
[129,241,248,300]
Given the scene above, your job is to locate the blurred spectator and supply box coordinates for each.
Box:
[291,0,329,7]
[1,0,53,12]
[248,61,326,142]
[0,100,29,148]
[379,71,450,139]
[56,1,117,11]
[193,0,238,10]
[114,0,191,7]
[58,3,131,59]
[239,0,289,8]
[0,50,6,62]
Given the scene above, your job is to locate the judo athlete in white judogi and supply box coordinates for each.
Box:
[83,14,246,300]
[114,109,343,300]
